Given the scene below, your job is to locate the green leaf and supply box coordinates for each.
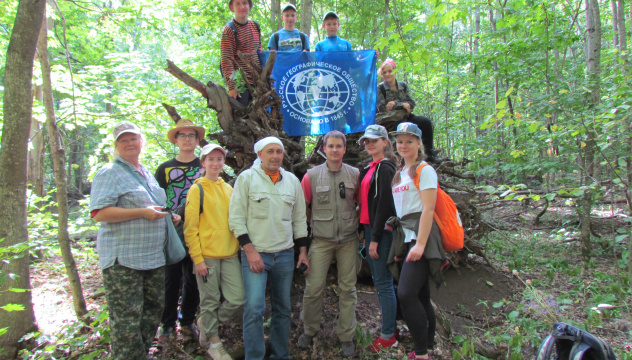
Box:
[8,288,29,293]
[505,86,514,97]
[496,100,507,109]
[485,185,496,194]
[1,303,25,312]
[508,311,519,320]
[486,281,494,287]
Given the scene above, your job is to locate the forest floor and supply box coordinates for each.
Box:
[29,202,632,359]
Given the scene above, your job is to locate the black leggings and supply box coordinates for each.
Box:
[404,115,434,151]
[397,245,436,355]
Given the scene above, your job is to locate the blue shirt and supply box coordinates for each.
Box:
[267,29,309,51]
[90,156,167,270]
[315,36,352,52]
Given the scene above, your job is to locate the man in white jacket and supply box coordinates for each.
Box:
[228,136,309,360]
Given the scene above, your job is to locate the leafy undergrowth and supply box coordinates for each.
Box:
[20,203,632,359]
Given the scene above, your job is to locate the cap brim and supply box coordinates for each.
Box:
[115,128,141,140]
[390,131,421,138]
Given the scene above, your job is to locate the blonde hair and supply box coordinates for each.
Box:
[392,136,424,185]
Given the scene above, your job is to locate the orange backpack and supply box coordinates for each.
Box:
[414,164,464,252]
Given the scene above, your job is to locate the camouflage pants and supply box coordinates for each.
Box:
[102,263,165,360]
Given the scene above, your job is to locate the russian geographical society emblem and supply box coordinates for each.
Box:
[278,62,359,125]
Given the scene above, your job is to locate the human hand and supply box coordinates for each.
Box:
[406,244,425,262]
[386,101,396,111]
[296,252,310,274]
[245,247,264,273]
[144,206,169,221]
[402,102,411,113]
[369,241,379,259]
[228,89,239,99]
[171,213,181,226]
[195,262,210,277]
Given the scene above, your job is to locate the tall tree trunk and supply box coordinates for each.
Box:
[0,1,45,358]
[581,0,602,268]
[612,0,619,47]
[271,0,281,31]
[299,0,312,37]
[28,85,45,198]
[37,6,89,322]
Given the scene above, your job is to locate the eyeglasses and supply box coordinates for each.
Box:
[339,182,345,199]
[176,133,198,140]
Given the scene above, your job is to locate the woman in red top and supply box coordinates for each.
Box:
[357,124,399,352]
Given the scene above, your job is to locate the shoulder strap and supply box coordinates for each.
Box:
[379,82,387,100]
[274,32,280,49]
[414,163,427,190]
[196,182,204,214]
[300,32,307,50]
[227,20,239,48]
[252,20,262,44]
[115,160,163,206]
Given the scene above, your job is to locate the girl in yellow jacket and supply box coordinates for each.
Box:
[184,144,243,360]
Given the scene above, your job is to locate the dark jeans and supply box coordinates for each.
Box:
[237,88,252,107]
[161,256,200,328]
[397,245,435,355]
[404,114,434,152]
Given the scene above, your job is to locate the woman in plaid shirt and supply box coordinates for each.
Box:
[90,121,180,360]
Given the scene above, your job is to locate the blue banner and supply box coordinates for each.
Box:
[260,50,377,136]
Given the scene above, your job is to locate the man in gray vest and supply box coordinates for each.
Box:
[297,130,360,358]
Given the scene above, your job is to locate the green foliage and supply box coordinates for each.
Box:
[18,305,110,359]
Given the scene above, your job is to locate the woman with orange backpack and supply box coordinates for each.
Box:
[390,122,439,360]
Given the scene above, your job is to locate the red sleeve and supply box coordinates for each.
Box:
[220,25,237,90]
[301,173,312,205]
[90,209,100,218]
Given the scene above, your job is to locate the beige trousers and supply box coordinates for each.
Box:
[302,239,360,342]
[196,257,244,338]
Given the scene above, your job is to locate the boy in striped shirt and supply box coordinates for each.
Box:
[220,0,262,106]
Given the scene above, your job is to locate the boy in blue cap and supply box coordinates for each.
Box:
[315,11,352,52]
[268,3,309,52]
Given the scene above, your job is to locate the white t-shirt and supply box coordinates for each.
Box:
[391,162,437,242]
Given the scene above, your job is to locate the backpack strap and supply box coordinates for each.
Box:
[274,32,280,49]
[252,20,262,43]
[300,32,308,50]
[226,20,239,48]
[379,82,387,101]
[196,182,204,215]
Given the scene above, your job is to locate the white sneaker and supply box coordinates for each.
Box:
[197,319,209,348]
[207,342,232,360]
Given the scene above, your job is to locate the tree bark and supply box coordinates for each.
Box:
[612,0,619,47]
[271,0,281,31]
[299,0,313,37]
[0,1,45,358]
[37,6,89,322]
[580,0,602,268]
[28,85,45,198]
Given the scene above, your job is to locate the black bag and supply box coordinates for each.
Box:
[536,322,617,360]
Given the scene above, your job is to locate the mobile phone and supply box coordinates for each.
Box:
[297,263,308,274]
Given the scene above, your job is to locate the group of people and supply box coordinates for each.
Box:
[89,1,443,360]
[221,0,440,162]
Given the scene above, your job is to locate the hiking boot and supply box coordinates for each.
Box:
[297,333,313,350]
[368,335,398,352]
[207,342,232,360]
[425,149,442,164]
[341,341,355,357]
[157,325,175,343]
[181,323,200,340]
[197,319,209,348]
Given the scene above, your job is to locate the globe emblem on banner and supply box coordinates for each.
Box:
[284,68,351,117]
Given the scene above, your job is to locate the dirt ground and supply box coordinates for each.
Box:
[31,252,519,359]
[29,203,631,359]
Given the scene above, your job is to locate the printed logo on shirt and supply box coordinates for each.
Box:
[392,184,409,194]
[164,166,203,209]
[279,38,302,50]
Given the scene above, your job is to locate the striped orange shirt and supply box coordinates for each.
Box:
[220,19,262,91]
